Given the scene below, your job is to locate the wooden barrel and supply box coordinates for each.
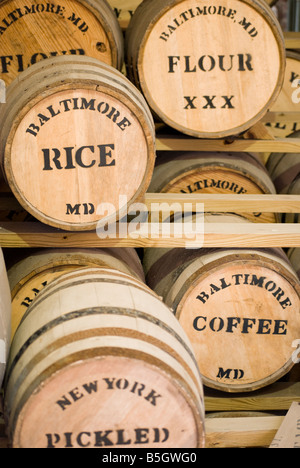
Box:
[150,151,277,223]
[0,56,156,231]
[288,248,300,280]
[4,267,205,448]
[126,0,286,138]
[143,236,300,392]
[6,247,144,339]
[0,0,124,85]
[265,52,300,138]
[0,249,12,388]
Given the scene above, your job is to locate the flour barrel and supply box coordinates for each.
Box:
[4,267,205,448]
[126,0,285,138]
[0,249,12,388]
[0,0,124,85]
[288,248,300,280]
[6,247,144,339]
[150,151,277,223]
[265,52,300,138]
[0,56,156,231]
[143,233,300,392]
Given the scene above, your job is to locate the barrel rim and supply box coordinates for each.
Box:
[175,253,300,392]
[0,0,124,74]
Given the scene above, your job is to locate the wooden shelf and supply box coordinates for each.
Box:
[0,192,299,248]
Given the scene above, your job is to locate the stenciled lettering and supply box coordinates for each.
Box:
[180,178,247,194]
[26,97,132,137]
[159,6,259,42]
[183,95,235,110]
[0,4,91,37]
[0,49,85,74]
[196,274,292,310]
[42,144,115,171]
[168,54,253,73]
[193,316,288,335]
[56,378,162,412]
[45,427,169,448]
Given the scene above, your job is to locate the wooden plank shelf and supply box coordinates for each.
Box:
[0,220,299,248]
[156,136,300,153]
[0,192,299,248]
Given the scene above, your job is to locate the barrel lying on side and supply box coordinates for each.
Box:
[0,56,156,231]
[126,0,285,138]
[4,268,205,448]
[143,225,300,392]
[6,247,144,340]
[0,249,11,388]
[0,0,124,85]
[150,151,277,223]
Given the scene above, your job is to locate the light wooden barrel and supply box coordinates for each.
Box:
[0,249,12,388]
[0,0,124,85]
[6,247,144,340]
[143,232,300,392]
[288,248,300,280]
[266,52,300,138]
[0,56,156,231]
[150,151,277,223]
[126,0,286,138]
[4,267,205,448]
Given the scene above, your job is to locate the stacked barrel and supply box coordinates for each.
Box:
[0,0,299,450]
[3,249,205,448]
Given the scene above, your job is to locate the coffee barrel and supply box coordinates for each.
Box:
[266,52,300,138]
[143,235,300,392]
[0,0,124,85]
[126,0,285,138]
[0,56,156,230]
[6,247,144,339]
[0,249,11,388]
[150,151,277,223]
[4,267,205,448]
